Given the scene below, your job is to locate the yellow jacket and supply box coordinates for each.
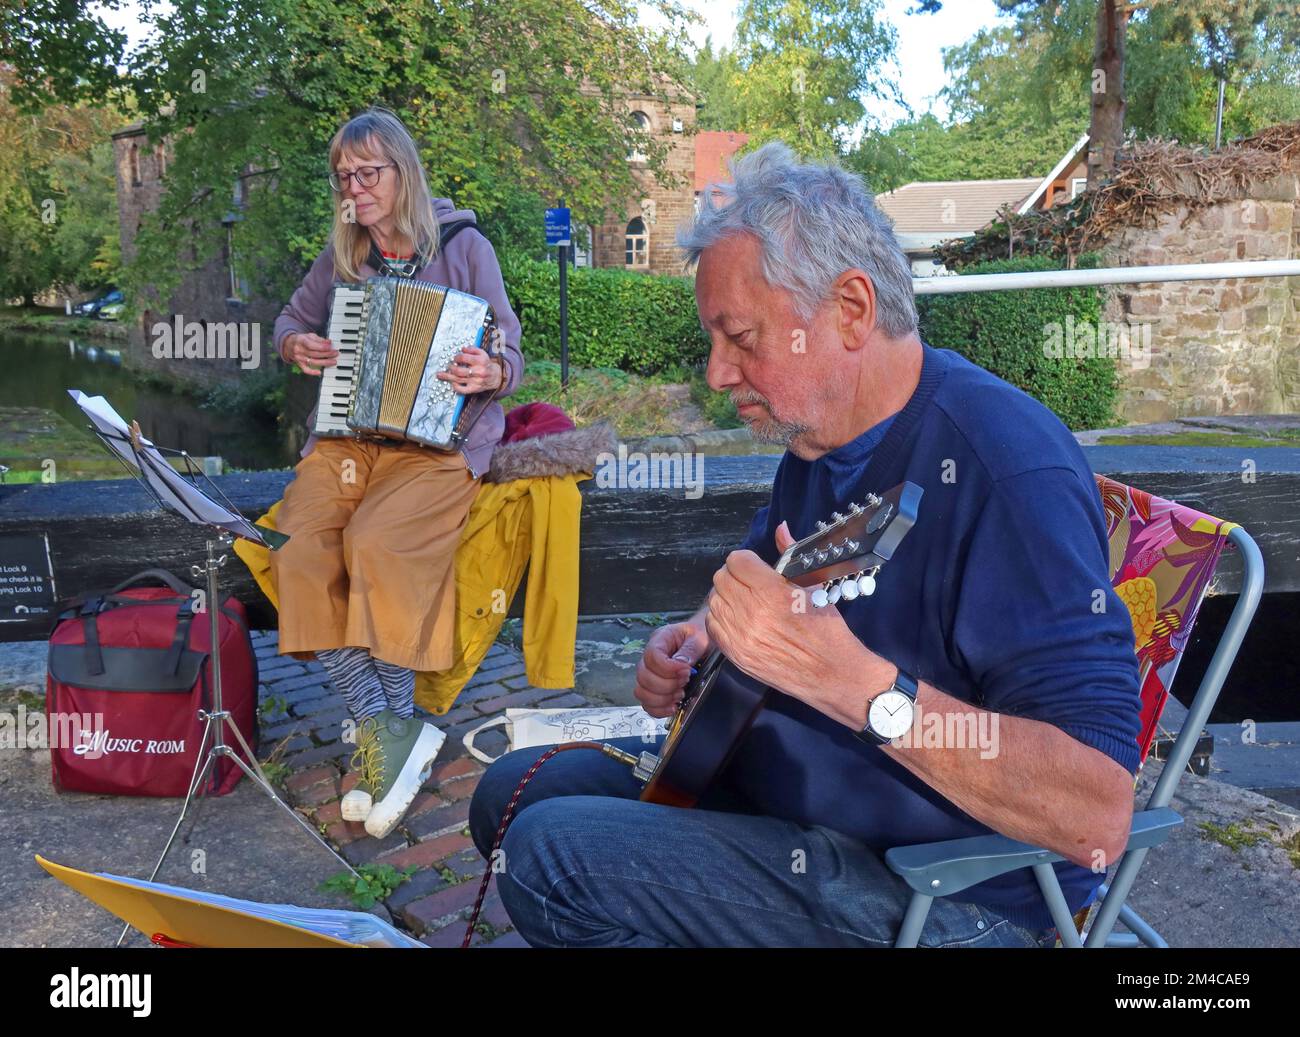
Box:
[233,471,588,715]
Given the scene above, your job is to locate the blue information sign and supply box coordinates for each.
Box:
[544,207,571,247]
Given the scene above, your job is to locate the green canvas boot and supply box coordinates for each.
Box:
[354,709,445,838]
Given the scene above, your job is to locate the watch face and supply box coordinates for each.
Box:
[869,690,914,741]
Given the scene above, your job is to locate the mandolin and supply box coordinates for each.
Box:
[637,481,923,808]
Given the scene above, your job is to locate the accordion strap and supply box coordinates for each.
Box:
[365,220,482,279]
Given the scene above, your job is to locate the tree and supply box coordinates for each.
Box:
[687,35,748,132]
[1,0,700,306]
[850,16,1089,189]
[681,1,904,159]
[731,0,903,158]
[913,0,1299,178]
[0,66,121,302]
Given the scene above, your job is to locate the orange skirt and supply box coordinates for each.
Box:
[268,438,481,671]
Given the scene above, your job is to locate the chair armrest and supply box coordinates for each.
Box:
[884,808,1183,897]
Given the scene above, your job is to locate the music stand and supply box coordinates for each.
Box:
[67,391,362,947]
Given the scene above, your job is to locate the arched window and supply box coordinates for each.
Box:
[130,142,141,186]
[155,144,167,178]
[628,110,650,163]
[625,217,648,267]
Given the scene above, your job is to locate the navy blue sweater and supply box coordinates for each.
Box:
[720,343,1142,931]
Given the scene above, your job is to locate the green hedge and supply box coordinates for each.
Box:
[917,254,1117,431]
[495,250,1118,432]
[498,250,710,374]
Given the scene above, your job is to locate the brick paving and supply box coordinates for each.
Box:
[251,631,582,948]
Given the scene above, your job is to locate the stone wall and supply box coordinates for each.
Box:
[111,125,282,390]
[1103,169,1300,423]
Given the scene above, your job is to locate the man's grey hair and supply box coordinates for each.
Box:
[677,141,918,338]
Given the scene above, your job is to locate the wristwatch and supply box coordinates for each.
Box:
[855,668,918,745]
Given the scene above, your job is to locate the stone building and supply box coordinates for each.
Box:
[589,85,699,277]
[111,123,279,389]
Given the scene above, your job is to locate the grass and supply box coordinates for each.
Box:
[511,359,740,437]
[1197,820,1267,853]
[0,403,244,483]
[0,405,131,482]
[1280,830,1300,870]
[0,305,126,340]
[1197,818,1300,869]
[689,373,742,429]
[1098,430,1300,448]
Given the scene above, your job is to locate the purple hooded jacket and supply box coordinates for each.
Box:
[273,198,524,479]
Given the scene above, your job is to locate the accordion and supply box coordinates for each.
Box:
[314,277,497,449]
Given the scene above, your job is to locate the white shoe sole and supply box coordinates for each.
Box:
[364,724,446,839]
[340,788,373,823]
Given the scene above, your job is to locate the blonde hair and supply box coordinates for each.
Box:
[328,107,439,282]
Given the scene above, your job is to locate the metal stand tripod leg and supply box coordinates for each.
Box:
[115,537,361,948]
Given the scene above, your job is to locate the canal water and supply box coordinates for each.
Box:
[1,332,297,470]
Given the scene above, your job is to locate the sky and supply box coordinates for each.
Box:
[95,0,1010,126]
[651,0,1012,125]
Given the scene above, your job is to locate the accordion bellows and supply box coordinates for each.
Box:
[315,277,495,449]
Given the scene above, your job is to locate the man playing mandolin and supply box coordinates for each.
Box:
[469,142,1142,948]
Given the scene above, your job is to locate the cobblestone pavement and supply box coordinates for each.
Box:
[253,632,590,948]
[6,628,1297,947]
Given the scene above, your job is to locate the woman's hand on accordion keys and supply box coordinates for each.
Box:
[285,332,338,376]
[438,337,505,395]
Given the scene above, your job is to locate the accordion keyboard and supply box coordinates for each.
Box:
[315,285,367,435]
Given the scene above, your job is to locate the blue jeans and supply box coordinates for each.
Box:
[468,736,1058,948]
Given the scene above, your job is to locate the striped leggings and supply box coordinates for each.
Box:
[315,647,415,720]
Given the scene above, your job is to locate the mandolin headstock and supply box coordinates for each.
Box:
[774,481,922,606]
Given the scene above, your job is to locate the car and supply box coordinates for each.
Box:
[96,302,125,321]
[76,288,123,317]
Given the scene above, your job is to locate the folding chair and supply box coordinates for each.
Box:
[885,473,1265,948]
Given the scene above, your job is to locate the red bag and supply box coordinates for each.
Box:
[45,568,258,797]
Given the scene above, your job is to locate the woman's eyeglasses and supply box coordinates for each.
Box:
[328,164,394,192]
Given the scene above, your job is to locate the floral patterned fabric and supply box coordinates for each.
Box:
[1094,474,1239,764]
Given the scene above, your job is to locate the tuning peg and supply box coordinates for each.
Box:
[810,587,829,608]
[849,502,863,515]
[865,493,882,508]
[815,520,829,532]
[840,579,860,601]
[858,573,877,596]
[831,511,845,523]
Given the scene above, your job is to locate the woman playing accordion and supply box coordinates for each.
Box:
[271,107,523,837]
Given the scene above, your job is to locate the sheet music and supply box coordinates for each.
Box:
[68,390,270,547]
[102,872,427,948]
